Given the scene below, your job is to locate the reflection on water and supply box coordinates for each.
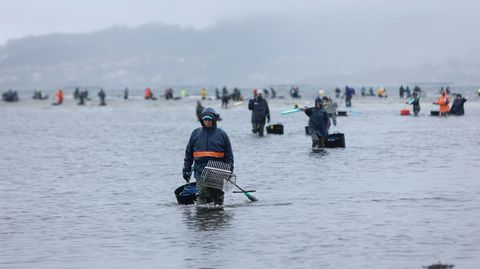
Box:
[1,92,480,269]
[182,206,233,232]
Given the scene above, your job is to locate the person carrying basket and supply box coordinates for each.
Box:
[182,107,234,205]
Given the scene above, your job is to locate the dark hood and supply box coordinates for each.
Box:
[199,107,218,127]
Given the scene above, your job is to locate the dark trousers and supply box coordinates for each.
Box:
[252,122,265,136]
[346,96,352,107]
[311,133,325,148]
[196,183,224,205]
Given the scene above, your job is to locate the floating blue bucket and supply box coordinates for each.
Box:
[174,182,198,205]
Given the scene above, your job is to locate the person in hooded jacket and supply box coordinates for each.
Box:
[304,97,331,149]
[433,90,450,116]
[449,94,467,116]
[406,92,420,116]
[248,91,270,136]
[183,107,234,205]
[344,86,354,107]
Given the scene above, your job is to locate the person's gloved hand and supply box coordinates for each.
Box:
[267,116,271,123]
[182,169,192,182]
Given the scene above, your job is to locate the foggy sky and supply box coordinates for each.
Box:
[1,0,479,86]
[2,0,479,45]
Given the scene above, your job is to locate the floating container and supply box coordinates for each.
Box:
[337,111,348,116]
[400,109,410,116]
[430,110,440,116]
[325,132,346,148]
[266,123,284,134]
[174,182,197,205]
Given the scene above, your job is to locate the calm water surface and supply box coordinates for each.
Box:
[1,89,480,268]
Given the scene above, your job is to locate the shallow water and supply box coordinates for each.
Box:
[1,90,480,269]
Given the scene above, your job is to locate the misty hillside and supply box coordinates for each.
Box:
[1,14,479,88]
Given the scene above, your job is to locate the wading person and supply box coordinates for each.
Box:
[200,88,208,100]
[344,86,354,107]
[144,87,154,100]
[182,107,234,205]
[196,100,205,121]
[221,86,230,109]
[322,96,338,126]
[304,97,330,149]
[434,91,450,116]
[98,88,106,106]
[78,90,86,105]
[55,89,64,105]
[406,92,421,116]
[248,91,270,136]
[335,87,341,98]
[449,94,467,116]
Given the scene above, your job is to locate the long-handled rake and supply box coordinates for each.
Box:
[200,160,258,202]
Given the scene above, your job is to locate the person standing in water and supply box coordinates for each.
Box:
[200,88,208,100]
[78,90,86,105]
[221,86,230,109]
[334,87,341,98]
[434,91,450,116]
[183,107,234,205]
[248,91,270,137]
[196,100,205,121]
[55,89,64,105]
[144,87,154,100]
[344,86,354,107]
[98,89,106,106]
[322,96,337,126]
[406,92,421,116]
[303,97,330,149]
[449,94,467,116]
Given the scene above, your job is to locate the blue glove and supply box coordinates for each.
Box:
[182,169,192,182]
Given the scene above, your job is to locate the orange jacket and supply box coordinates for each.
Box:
[56,90,64,103]
[200,88,207,97]
[144,88,152,98]
[435,94,450,113]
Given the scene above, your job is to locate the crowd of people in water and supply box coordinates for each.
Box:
[179,84,475,205]
[2,85,475,117]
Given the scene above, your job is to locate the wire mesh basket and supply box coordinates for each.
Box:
[199,160,236,191]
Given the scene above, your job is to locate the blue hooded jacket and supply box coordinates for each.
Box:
[304,98,330,137]
[183,107,234,179]
[248,95,270,123]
